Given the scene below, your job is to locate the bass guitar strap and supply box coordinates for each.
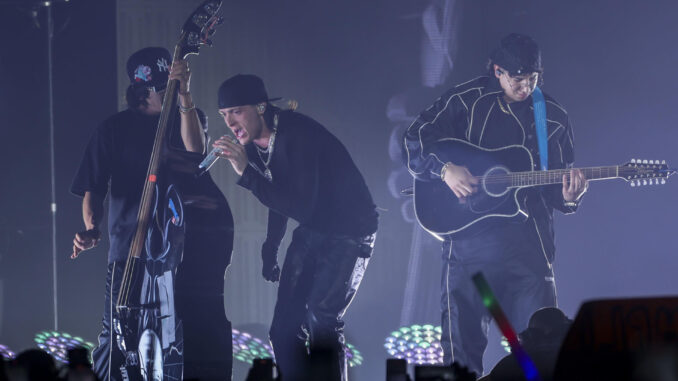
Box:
[532,86,548,171]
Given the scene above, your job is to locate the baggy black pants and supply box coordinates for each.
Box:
[269,226,375,381]
[440,221,557,377]
[92,217,234,381]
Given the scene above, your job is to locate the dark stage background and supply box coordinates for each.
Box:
[1,1,677,379]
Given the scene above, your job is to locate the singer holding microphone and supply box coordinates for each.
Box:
[211,74,378,381]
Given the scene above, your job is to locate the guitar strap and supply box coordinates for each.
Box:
[532,86,548,171]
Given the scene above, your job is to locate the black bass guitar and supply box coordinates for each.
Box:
[114,2,223,380]
[414,138,674,240]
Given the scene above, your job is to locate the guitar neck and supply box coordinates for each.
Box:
[507,166,619,187]
[118,48,182,309]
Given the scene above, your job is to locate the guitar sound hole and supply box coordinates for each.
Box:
[467,166,511,214]
[482,166,511,197]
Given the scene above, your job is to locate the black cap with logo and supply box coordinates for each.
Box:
[125,47,172,91]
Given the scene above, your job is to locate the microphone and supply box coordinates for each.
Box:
[195,147,223,177]
[196,100,298,177]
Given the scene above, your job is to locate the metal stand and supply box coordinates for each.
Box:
[0,0,71,331]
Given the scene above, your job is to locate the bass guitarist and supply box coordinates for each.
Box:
[403,33,587,376]
[70,47,234,381]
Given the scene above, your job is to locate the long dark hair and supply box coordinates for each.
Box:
[125,83,150,109]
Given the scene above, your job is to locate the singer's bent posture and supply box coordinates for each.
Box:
[212,74,378,381]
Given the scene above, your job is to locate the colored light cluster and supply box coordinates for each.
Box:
[344,342,363,367]
[232,329,363,368]
[33,331,94,364]
[232,329,275,364]
[0,344,16,360]
[500,336,512,353]
[384,324,443,365]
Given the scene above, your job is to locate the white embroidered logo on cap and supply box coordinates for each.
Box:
[156,58,169,72]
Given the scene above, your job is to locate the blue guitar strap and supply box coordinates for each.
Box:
[532,86,548,171]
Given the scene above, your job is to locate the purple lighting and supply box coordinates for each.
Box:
[231,329,363,367]
[0,344,16,360]
[232,329,275,364]
[33,331,95,364]
[384,324,444,365]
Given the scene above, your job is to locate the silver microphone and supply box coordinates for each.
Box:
[199,147,223,169]
[196,136,239,176]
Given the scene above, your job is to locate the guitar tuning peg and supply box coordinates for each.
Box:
[630,181,636,187]
[631,159,636,163]
[655,178,660,185]
[649,160,654,164]
[642,159,648,164]
[661,179,666,185]
[662,160,666,164]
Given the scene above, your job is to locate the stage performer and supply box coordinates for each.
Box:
[212,74,378,381]
[403,33,588,376]
[70,47,234,381]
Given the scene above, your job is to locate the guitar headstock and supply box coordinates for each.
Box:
[620,159,675,187]
[178,0,224,59]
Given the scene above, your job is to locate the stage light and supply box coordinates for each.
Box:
[384,324,444,365]
[33,331,95,364]
[345,342,363,367]
[501,336,512,353]
[231,329,363,367]
[232,329,275,364]
[0,344,16,359]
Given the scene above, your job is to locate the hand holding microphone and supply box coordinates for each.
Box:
[209,135,248,176]
[196,135,240,176]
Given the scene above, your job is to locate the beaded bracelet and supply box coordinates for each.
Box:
[179,103,196,114]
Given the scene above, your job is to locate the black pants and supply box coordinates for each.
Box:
[440,221,557,377]
[269,226,374,381]
[92,218,234,381]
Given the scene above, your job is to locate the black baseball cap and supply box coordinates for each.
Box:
[217,74,281,109]
[126,47,172,91]
[490,33,543,76]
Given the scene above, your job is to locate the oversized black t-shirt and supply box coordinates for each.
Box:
[71,108,207,263]
[237,111,378,239]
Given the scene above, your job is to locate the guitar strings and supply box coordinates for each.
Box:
[472,166,620,185]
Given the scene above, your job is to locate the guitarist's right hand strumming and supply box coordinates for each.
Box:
[442,162,478,199]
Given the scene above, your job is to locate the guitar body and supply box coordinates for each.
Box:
[414,139,534,239]
[413,138,675,239]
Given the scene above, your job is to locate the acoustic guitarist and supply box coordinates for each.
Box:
[70,47,234,381]
[403,33,587,376]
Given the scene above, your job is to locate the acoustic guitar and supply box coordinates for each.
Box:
[413,138,675,240]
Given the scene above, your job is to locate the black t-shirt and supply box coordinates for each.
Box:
[237,111,378,237]
[71,108,207,263]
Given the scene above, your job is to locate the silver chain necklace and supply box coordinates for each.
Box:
[255,114,279,181]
